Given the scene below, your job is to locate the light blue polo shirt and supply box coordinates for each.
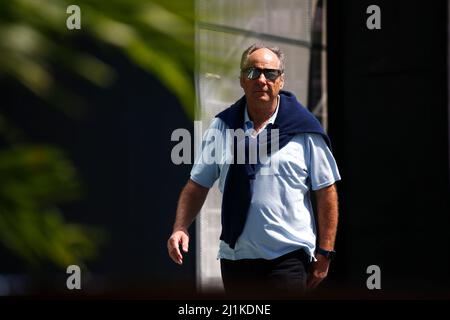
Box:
[190,99,341,261]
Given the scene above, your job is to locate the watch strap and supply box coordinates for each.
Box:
[316,246,336,260]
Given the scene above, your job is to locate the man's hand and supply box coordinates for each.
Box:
[306,254,330,289]
[167,180,209,265]
[167,229,190,265]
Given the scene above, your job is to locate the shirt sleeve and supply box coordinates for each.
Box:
[306,133,341,190]
[190,118,224,188]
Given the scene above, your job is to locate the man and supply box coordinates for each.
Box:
[168,44,340,296]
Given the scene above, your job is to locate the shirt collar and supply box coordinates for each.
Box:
[244,95,280,129]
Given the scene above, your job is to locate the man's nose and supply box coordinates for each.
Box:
[256,72,267,83]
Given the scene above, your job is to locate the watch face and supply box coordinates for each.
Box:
[318,247,336,260]
[328,251,336,260]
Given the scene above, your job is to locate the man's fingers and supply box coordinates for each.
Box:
[181,233,189,252]
[170,248,182,265]
[306,272,325,289]
[307,277,319,289]
[167,231,190,265]
[168,236,183,265]
[306,275,315,289]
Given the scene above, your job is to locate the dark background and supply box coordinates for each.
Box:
[0,0,448,298]
[1,39,196,296]
[327,0,449,297]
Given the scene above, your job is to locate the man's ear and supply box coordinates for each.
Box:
[239,75,244,88]
[279,74,285,89]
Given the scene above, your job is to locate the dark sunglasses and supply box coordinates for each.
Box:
[242,67,283,81]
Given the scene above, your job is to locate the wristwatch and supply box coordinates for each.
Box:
[316,247,336,260]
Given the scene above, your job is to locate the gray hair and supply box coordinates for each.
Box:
[240,44,285,72]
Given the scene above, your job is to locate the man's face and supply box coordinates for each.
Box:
[240,48,284,104]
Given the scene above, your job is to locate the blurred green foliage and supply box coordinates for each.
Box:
[0,146,103,268]
[0,0,195,116]
[0,0,195,270]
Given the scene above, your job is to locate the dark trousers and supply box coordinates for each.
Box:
[220,249,310,298]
